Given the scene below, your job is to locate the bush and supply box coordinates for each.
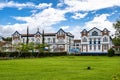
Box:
[9,52,19,57]
[20,52,32,58]
[0,52,67,58]
[0,52,10,57]
[108,48,115,57]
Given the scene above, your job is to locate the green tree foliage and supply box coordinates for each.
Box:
[2,37,12,41]
[112,37,120,46]
[26,27,29,44]
[113,20,120,37]
[35,43,46,53]
[108,48,115,57]
[113,19,120,46]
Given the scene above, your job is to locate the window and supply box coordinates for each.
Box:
[103,37,108,42]
[53,38,55,43]
[92,31,98,36]
[82,37,87,42]
[98,38,101,44]
[36,38,40,44]
[89,45,92,50]
[48,38,50,43]
[89,41,92,44]
[103,44,107,50]
[98,45,101,50]
[94,45,96,50]
[89,38,92,44]
[76,44,79,46]
[32,38,34,42]
[58,38,65,44]
[94,38,96,44]
[23,38,25,43]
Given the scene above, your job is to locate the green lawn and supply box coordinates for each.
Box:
[0,56,120,80]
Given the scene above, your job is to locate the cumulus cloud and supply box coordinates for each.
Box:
[84,14,115,35]
[0,0,118,38]
[0,7,67,37]
[72,13,88,19]
[64,0,120,12]
[60,26,69,30]
[0,1,52,10]
[69,26,83,39]
[14,7,66,28]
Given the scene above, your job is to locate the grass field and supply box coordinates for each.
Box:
[0,56,120,80]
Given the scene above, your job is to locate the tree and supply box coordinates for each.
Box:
[42,30,45,45]
[113,20,120,37]
[2,37,12,41]
[112,37,120,46]
[112,19,120,46]
[26,27,29,44]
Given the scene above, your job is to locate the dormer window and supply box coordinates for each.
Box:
[92,31,98,36]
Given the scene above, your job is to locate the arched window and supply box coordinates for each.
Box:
[82,37,87,42]
[103,37,108,42]
[92,31,98,36]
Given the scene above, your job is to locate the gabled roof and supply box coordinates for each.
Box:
[81,29,87,33]
[35,31,41,35]
[88,27,102,32]
[12,31,21,36]
[103,28,110,32]
[66,32,74,38]
[56,28,66,34]
[56,28,74,37]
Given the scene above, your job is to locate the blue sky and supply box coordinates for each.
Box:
[0,0,120,38]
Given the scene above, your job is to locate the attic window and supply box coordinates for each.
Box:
[92,31,98,36]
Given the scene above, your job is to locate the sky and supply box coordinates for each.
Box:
[0,0,120,39]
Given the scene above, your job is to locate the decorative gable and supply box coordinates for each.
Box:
[88,27,102,36]
[81,29,88,37]
[56,29,66,39]
[12,31,21,40]
[35,29,41,38]
[102,28,109,36]
[12,31,21,37]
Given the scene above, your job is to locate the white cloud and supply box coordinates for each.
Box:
[14,7,66,27]
[36,3,52,9]
[60,26,69,30]
[0,1,52,10]
[85,14,115,35]
[0,7,67,37]
[0,0,118,38]
[69,26,83,39]
[64,0,120,12]
[72,13,88,19]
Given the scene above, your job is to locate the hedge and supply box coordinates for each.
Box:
[0,52,67,58]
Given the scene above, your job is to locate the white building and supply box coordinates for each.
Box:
[12,28,74,53]
[12,27,112,54]
[80,27,112,54]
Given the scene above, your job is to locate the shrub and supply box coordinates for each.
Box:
[108,48,115,57]
[0,52,9,57]
[20,52,32,58]
[9,52,19,57]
